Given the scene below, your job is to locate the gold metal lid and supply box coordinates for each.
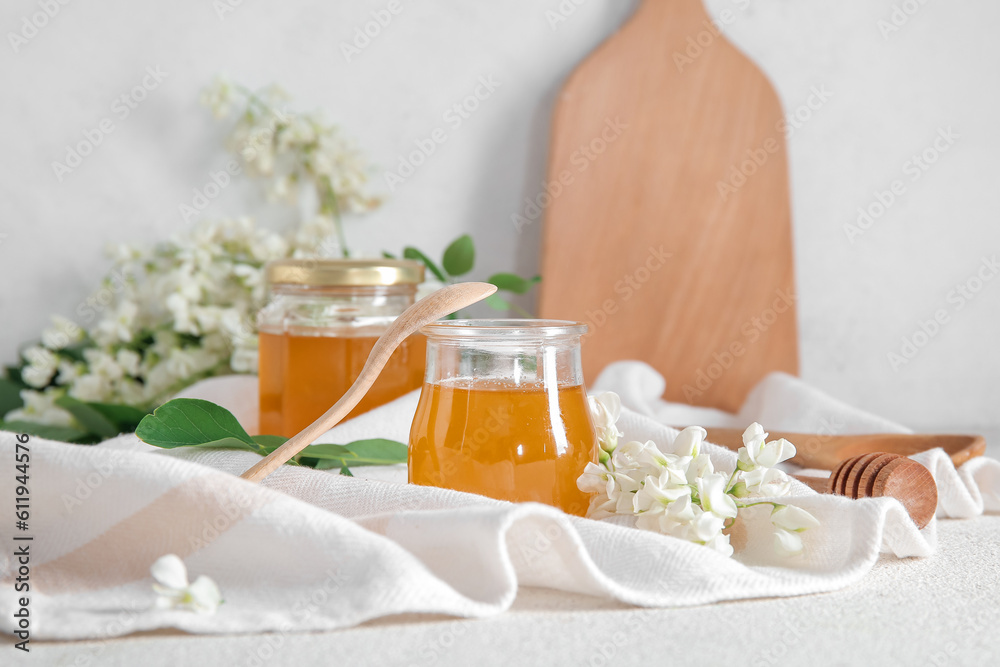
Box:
[265,259,425,287]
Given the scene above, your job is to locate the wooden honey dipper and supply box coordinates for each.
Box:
[790,453,938,529]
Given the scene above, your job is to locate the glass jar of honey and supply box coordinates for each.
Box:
[258,259,426,437]
[408,320,597,516]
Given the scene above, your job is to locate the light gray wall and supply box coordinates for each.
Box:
[1,0,997,431]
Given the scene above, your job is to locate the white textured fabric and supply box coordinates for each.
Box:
[1,363,997,640]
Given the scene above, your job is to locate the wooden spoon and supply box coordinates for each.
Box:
[700,428,985,470]
[240,282,498,483]
[792,453,938,529]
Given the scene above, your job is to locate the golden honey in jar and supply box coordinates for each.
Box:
[258,259,425,437]
[408,320,597,516]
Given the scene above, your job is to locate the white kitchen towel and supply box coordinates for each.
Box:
[1,364,998,640]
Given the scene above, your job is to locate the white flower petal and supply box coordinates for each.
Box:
[703,532,734,558]
[151,554,189,590]
[774,528,804,557]
[742,422,767,447]
[771,505,821,533]
[187,575,223,614]
[671,426,706,458]
[697,473,738,519]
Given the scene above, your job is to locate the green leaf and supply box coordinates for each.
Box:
[0,378,25,419]
[309,439,408,469]
[136,398,256,450]
[174,436,263,452]
[86,402,150,432]
[487,273,541,295]
[0,420,88,443]
[58,340,92,363]
[5,365,24,386]
[381,250,397,259]
[134,399,404,475]
[484,292,512,311]
[441,235,475,277]
[55,395,119,439]
[251,434,288,450]
[402,247,447,282]
[339,465,354,477]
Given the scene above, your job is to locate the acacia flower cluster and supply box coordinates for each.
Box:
[577,393,820,558]
[7,80,382,429]
[201,78,380,257]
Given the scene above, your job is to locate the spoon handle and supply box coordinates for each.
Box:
[240,282,496,483]
[700,427,984,470]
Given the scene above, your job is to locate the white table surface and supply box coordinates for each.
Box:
[16,433,1000,667]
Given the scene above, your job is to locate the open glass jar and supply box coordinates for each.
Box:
[408,320,597,516]
[258,259,426,437]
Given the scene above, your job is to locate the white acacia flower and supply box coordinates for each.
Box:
[115,349,141,377]
[21,345,59,371]
[671,425,706,458]
[577,461,617,497]
[69,374,112,402]
[689,509,727,543]
[56,360,84,385]
[770,505,820,557]
[200,77,235,119]
[612,440,676,480]
[742,422,766,447]
[633,472,691,513]
[771,505,821,533]
[702,531,734,558]
[685,452,714,485]
[83,349,125,382]
[22,346,58,388]
[229,346,258,374]
[738,423,796,471]
[166,293,199,335]
[635,492,695,533]
[41,315,83,350]
[588,392,622,453]
[151,554,222,614]
[5,390,75,427]
[696,473,738,520]
[586,493,618,520]
[774,528,804,557]
[21,365,56,390]
[93,300,139,345]
[743,466,792,496]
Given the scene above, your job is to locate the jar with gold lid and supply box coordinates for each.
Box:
[257,258,426,437]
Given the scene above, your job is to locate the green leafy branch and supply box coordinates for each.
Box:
[385,234,541,317]
[135,398,407,475]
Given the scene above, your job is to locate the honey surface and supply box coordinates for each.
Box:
[408,381,597,515]
[259,330,425,437]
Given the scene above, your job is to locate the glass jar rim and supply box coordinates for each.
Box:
[421,319,587,340]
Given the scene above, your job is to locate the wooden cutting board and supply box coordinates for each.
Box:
[537,0,798,411]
